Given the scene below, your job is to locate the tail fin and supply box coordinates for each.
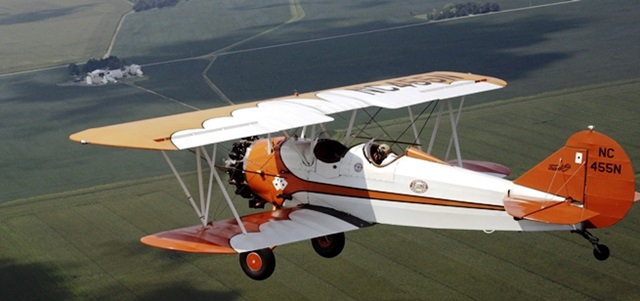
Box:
[513,128,635,228]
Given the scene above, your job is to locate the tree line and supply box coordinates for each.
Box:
[67,56,126,76]
[426,2,500,21]
[130,0,186,12]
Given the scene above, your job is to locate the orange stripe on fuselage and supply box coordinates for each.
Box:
[300,181,505,211]
[245,138,504,212]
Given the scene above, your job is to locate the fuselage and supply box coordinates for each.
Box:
[243,137,572,232]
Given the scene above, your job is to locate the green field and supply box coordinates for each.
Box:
[0,0,590,74]
[2,0,638,203]
[0,0,132,74]
[1,0,640,300]
[2,82,640,300]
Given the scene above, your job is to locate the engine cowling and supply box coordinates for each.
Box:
[227,136,294,209]
[226,136,266,208]
[242,137,289,208]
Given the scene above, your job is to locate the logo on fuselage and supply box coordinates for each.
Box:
[410,180,428,193]
[272,177,288,191]
[548,163,571,172]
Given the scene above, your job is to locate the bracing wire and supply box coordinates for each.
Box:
[412,100,441,146]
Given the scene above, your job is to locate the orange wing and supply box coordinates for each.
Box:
[141,206,371,254]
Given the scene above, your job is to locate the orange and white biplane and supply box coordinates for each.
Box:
[70,71,638,280]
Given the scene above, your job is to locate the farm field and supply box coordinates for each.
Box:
[0,0,131,74]
[1,0,640,300]
[2,81,640,300]
[208,0,640,103]
[0,0,597,75]
[2,0,638,204]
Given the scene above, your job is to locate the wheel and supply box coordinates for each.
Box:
[593,244,610,261]
[311,232,345,258]
[239,248,276,280]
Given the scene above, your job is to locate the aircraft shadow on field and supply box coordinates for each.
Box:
[0,258,73,300]
[131,283,239,301]
[0,254,238,300]
[91,240,241,301]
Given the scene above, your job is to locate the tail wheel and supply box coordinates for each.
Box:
[239,248,276,280]
[572,229,611,261]
[593,244,610,261]
[311,232,345,258]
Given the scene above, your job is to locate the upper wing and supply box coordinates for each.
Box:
[70,71,506,151]
[140,205,372,254]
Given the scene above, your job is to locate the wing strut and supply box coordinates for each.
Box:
[344,110,358,146]
[407,106,422,150]
[161,147,248,234]
[445,97,464,167]
[422,97,466,167]
[205,145,247,234]
[427,101,444,154]
[162,150,206,225]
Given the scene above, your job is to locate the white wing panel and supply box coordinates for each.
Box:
[171,101,333,150]
[278,98,360,114]
[315,80,502,110]
[229,209,360,253]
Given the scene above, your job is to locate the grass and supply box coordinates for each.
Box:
[2,83,640,300]
[0,0,132,74]
[106,0,293,65]
[207,0,640,104]
[0,0,585,74]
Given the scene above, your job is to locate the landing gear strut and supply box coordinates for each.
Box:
[572,229,610,261]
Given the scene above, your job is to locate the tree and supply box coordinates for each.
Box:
[132,0,182,12]
[426,2,500,22]
[80,56,125,73]
[67,63,80,76]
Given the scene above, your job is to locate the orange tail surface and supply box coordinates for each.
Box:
[513,129,636,228]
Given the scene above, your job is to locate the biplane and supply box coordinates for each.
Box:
[70,71,638,280]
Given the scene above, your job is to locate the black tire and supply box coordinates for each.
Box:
[311,232,345,258]
[239,248,276,280]
[593,244,610,261]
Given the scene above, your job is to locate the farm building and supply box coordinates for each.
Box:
[85,64,143,85]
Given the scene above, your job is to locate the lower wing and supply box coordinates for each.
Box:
[141,205,372,254]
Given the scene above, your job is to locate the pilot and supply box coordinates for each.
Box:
[375,144,397,165]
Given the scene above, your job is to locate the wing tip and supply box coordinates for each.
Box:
[141,230,238,254]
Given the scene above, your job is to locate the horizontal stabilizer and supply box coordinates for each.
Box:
[141,206,370,254]
[504,198,599,225]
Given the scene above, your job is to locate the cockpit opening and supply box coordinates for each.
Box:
[313,139,349,163]
[365,140,399,166]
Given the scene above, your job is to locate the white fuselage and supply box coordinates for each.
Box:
[276,138,571,232]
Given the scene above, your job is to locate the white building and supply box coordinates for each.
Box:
[85,64,143,85]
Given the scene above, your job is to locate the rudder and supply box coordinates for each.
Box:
[514,128,635,228]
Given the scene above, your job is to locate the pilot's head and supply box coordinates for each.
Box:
[378,144,391,155]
